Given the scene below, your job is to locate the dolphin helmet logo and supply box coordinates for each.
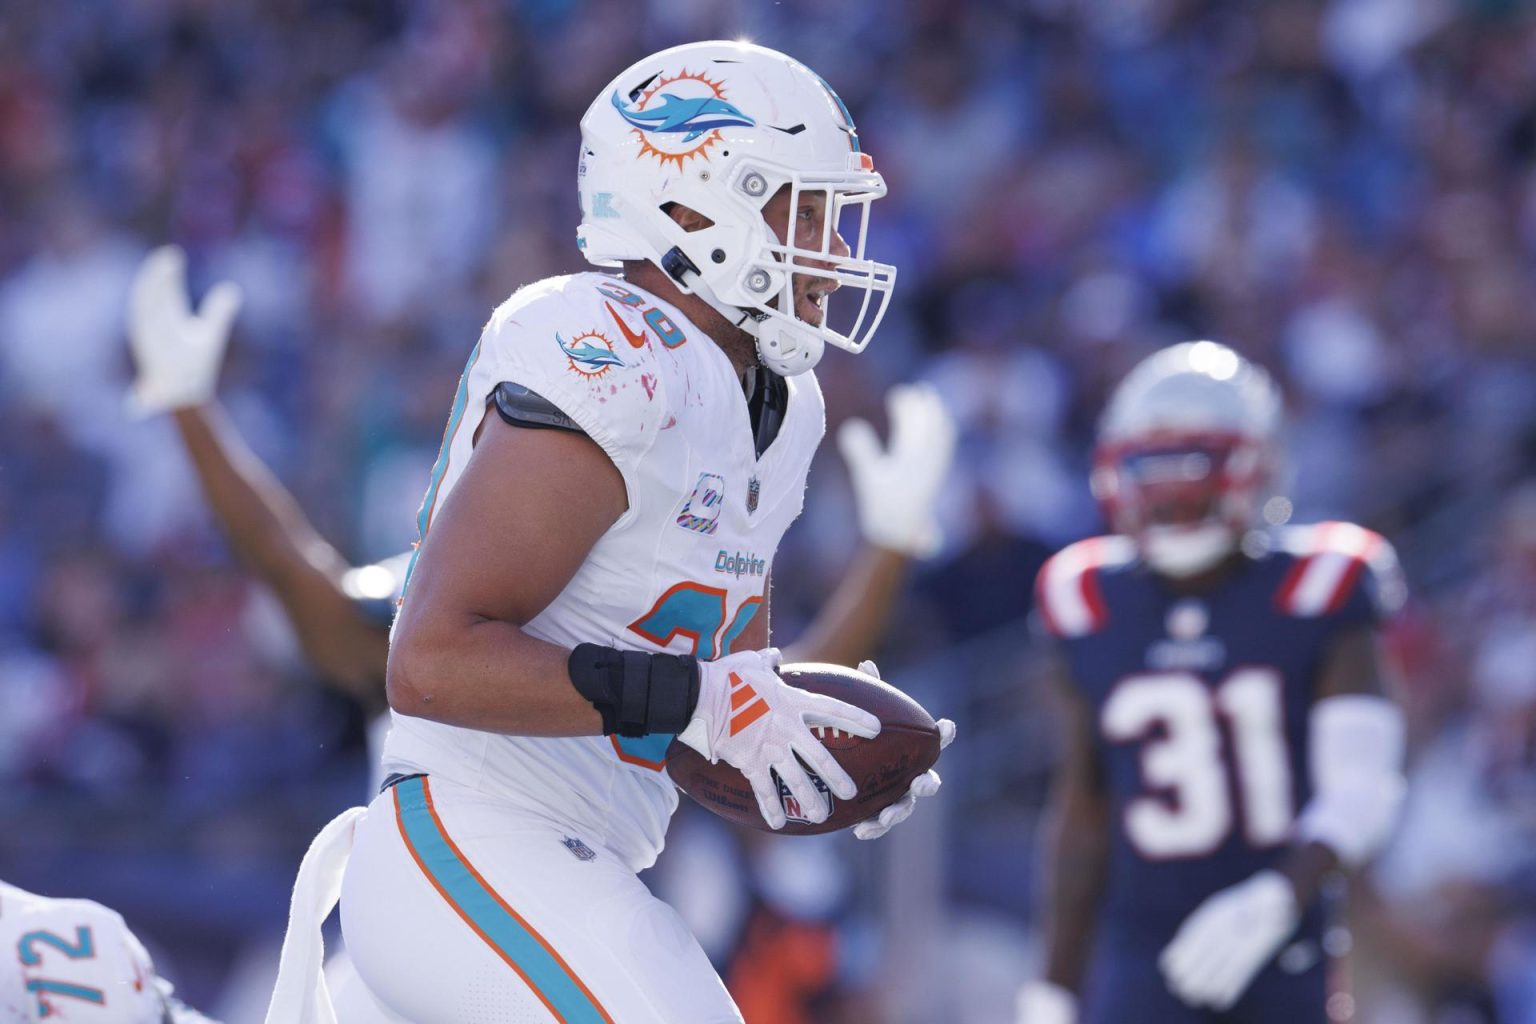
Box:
[612,69,755,168]
[556,330,626,378]
[611,92,755,143]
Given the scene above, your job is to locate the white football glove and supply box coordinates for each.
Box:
[127,244,242,415]
[1159,870,1298,1010]
[676,649,881,830]
[1015,980,1078,1024]
[837,382,957,557]
[851,659,954,841]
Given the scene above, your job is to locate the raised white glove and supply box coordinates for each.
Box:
[1159,870,1298,1010]
[1014,980,1077,1024]
[837,382,957,557]
[127,244,242,415]
[676,649,881,830]
[851,659,954,840]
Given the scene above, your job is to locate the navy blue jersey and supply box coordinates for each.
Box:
[1036,523,1403,943]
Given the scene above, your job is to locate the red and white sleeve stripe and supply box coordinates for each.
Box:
[1274,521,1387,617]
[1035,536,1134,637]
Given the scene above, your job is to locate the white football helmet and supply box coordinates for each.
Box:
[577,40,895,376]
[1092,341,1283,576]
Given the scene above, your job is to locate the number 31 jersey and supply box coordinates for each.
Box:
[381,273,824,872]
[1035,524,1404,939]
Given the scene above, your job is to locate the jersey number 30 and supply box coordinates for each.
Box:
[610,582,763,767]
[1102,669,1293,859]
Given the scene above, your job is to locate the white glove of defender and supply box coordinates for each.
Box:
[851,659,954,840]
[676,649,881,830]
[838,383,957,557]
[1015,980,1078,1024]
[127,244,242,415]
[1159,869,1298,1010]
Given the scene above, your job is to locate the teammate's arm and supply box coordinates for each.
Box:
[128,245,388,707]
[779,385,958,837]
[782,548,908,665]
[173,405,389,703]
[786,383,956,666]
[1020,663,1109,1023]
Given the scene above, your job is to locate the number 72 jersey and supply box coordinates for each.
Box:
[0,881,166,1023]
[1035,524,1404,937]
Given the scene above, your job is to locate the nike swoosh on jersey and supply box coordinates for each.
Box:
[605,302,649,349]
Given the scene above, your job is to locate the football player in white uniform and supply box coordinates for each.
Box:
[269,40,951,1024]
[0,881,214,1024]
[126,167,955,1022]
[123,246,955,795]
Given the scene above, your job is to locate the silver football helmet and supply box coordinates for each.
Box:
[1092,341,1284,576]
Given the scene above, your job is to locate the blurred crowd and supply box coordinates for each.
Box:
[1,0,1535,1021]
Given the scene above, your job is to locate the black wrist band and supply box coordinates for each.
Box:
[567,643,701,737]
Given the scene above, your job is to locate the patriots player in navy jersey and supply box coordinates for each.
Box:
[1015,342,1409,1024]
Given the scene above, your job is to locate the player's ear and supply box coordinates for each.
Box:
[661,202,714,233]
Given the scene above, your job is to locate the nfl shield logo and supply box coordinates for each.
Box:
[747,476,760,514]
[561,835,596,862]
[772,766,832,824]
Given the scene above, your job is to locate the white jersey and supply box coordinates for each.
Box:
[0,883,166,1024]
[381,273,825,871]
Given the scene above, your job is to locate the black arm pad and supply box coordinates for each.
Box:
[568,643,701,737]
[492,382,584,434]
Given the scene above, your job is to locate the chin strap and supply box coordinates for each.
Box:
[660,245,701,287]
[633,203,821,375]
[658,243,770,339]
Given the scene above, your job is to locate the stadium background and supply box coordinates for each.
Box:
[2,0,1535,1021]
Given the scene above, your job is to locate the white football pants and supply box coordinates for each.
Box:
[336,774,742,1024]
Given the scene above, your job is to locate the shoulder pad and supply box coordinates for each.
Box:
[1034,535,1137,638]
[493,382,585,434]
[1274,522,1406,619]
[476,274,668,473]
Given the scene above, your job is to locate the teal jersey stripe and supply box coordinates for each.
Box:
[613,732,673,766]
[393,777,612,1024]
[720,597,763,656]
[402,337,484,595]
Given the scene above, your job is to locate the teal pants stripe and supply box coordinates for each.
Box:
[392,776,612,1024]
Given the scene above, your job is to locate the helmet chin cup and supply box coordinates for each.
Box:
[1141,522,1237,577]
[754,315,826,376]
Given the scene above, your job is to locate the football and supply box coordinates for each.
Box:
[666,662,943,835]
